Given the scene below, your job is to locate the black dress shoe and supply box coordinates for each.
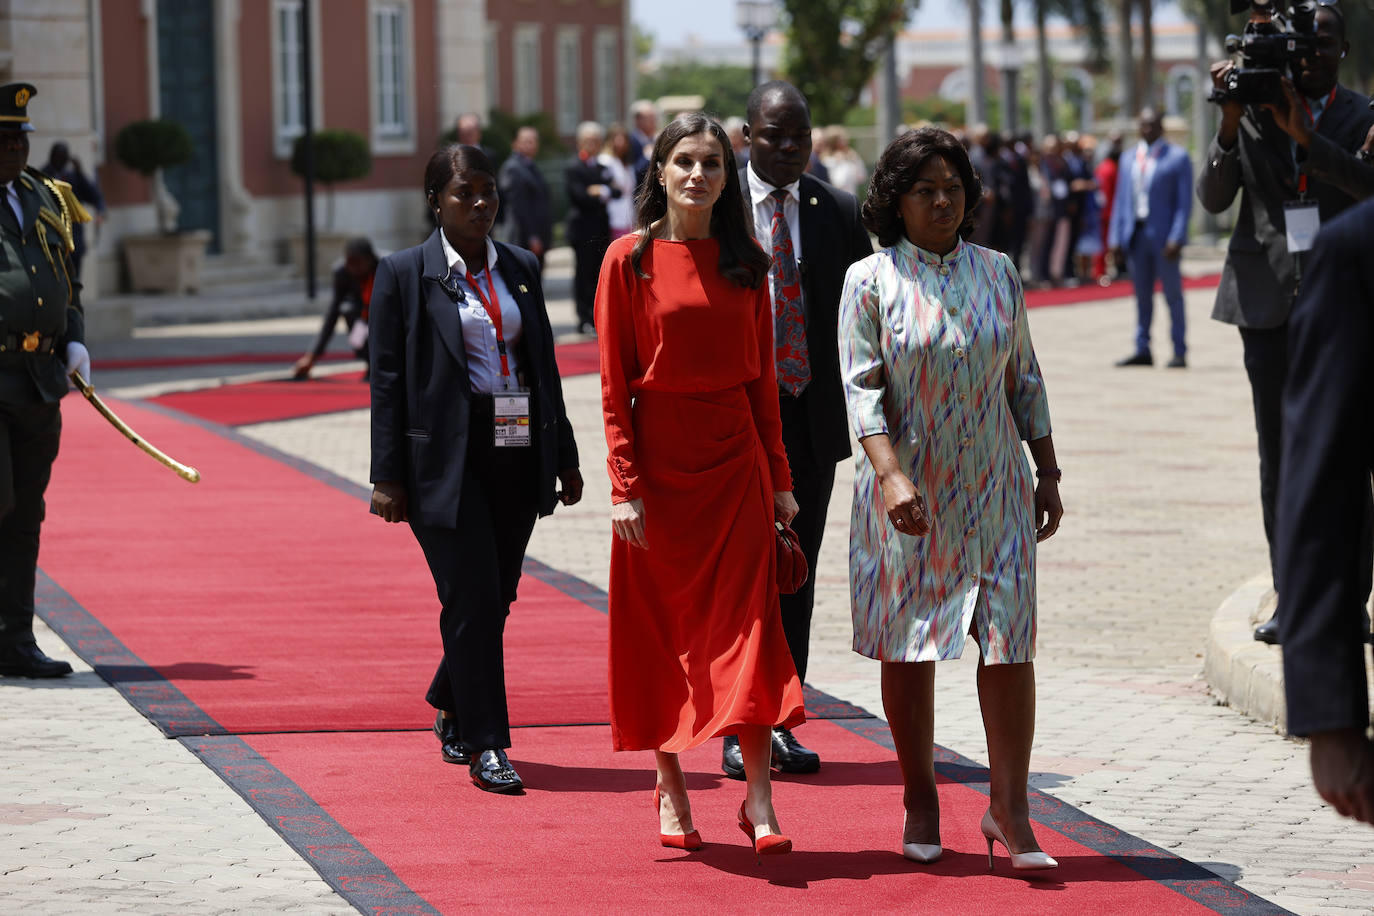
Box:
[771,726,821,774]
[722,735,745,780]
[0,642,73,678]
[433,711,469,766]
[1166,354,1187,368]
[1115,351,1153,367]
[469,748,524,794]
[1254,614,1280,645]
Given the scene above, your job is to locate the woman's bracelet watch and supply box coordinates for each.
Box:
[1035,467,1062,482]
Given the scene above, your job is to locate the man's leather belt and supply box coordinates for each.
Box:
[0,332,56,354]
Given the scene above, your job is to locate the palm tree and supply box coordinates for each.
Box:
[994,0,1106,137]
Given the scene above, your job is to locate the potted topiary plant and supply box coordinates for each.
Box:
[114,118,210,293]
[288,129,371,278]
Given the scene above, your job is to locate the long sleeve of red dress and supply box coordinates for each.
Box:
[595,234,791,503]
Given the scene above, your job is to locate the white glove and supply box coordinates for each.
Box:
[65,341,91,385]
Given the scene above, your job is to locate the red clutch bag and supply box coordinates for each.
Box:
[775,521,809,596]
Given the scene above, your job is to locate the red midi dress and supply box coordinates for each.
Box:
[596,234,806,753]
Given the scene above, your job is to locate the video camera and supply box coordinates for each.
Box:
[1210,0,1320,105]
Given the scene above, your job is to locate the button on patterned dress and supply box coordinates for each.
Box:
[838,237,1052,664]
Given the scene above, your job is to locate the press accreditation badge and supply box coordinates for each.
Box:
[493,390,532,448]
[1285,202,1320,253]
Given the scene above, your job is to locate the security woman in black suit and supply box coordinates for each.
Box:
[369,144,582,794]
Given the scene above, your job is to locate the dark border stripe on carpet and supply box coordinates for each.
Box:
[183,734,439,916]
[835,718,1289,915]
[34,571,225,737]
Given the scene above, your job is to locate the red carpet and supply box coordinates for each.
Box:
[186,720,1264,914]
[41,395,608,735]
[1025,272,1219,309]
[151,372,372,425]
[148,341,602,427]
[39,384,1284,915]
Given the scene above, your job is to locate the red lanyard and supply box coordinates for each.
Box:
[465,265,511,382]
[1297,87,1338,195]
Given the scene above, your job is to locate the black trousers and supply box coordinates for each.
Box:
[1239,325,1288,593]
[571,237,609,327]
[777,390,837,685]
[412,399,537,752]
[0,397,61,648]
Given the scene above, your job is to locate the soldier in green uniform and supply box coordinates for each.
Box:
[0,83,91,677]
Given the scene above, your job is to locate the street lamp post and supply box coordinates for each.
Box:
[996,39,1023,135]
[736,0,776,87]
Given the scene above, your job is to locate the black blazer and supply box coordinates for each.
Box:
[1198,84,1374,329]
[565,155,619,246]
[369,232,579,527]
[497,154,553,251]
[744,168,874,465]
[1276,196,1374,737]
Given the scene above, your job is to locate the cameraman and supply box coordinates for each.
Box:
[1198,0,1374,644]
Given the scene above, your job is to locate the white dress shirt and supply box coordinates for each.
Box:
[5,181,23,229]
[1132,138,1164,221]
[439,232,523,393]
[747,163,803,321]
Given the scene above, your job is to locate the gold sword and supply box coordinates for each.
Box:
[69,370,202,483]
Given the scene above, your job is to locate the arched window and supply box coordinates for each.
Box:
[1058,67,1094,132]
[1166,65,1198,121]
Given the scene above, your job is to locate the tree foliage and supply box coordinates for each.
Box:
[113,119,193,176]
[637,62,756,121]
[290,129,371,185]
[779,0,919,125]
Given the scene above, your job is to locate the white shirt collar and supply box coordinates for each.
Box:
[748,162,800,205]
[439,232,499,277]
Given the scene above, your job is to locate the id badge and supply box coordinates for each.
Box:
[493,389,531,448]
[1285,202,1320,253]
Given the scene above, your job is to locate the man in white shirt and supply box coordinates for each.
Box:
[719,81,872,779]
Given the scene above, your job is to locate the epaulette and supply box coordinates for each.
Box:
[26,165,92,255]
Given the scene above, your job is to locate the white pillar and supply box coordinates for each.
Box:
[435,0,486,124]
[215,0,253,256]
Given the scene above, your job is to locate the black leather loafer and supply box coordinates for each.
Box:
[771,726,821,773]
[1254,614,1280,645]
[433,711,469,766]
[0,642,73,678]
[721,735,745,780]
[1115,351,1153,367]
[470,748,524,794]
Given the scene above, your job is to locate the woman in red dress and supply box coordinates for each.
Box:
[596,112,805,857]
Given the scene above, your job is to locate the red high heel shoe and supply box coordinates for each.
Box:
[737,803,792,861]
[655,787,702,850]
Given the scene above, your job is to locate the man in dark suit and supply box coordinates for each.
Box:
[565,121,619,335]
[719,80,873,779]
[1275,196,1374,825]
[497,126,552,270]
[1197,3,1374,643]
[0,83,90,678]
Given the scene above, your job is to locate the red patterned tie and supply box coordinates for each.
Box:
[769,189,810,396]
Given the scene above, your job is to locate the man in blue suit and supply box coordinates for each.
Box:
[1109,108,1194,368]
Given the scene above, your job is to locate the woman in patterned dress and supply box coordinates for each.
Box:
[838,127,1064,869]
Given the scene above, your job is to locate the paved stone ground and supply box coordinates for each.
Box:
[4,262,1372,913]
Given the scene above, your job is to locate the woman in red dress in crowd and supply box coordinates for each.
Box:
[596,112,805,858]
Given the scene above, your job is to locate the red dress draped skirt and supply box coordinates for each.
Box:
[608,385,805,752]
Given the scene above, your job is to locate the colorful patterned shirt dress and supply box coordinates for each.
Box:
[838,237,1052,665]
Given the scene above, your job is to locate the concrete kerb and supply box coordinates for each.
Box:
[1205,573,1287,733]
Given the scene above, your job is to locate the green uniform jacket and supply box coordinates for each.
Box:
[0,167,84,404]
